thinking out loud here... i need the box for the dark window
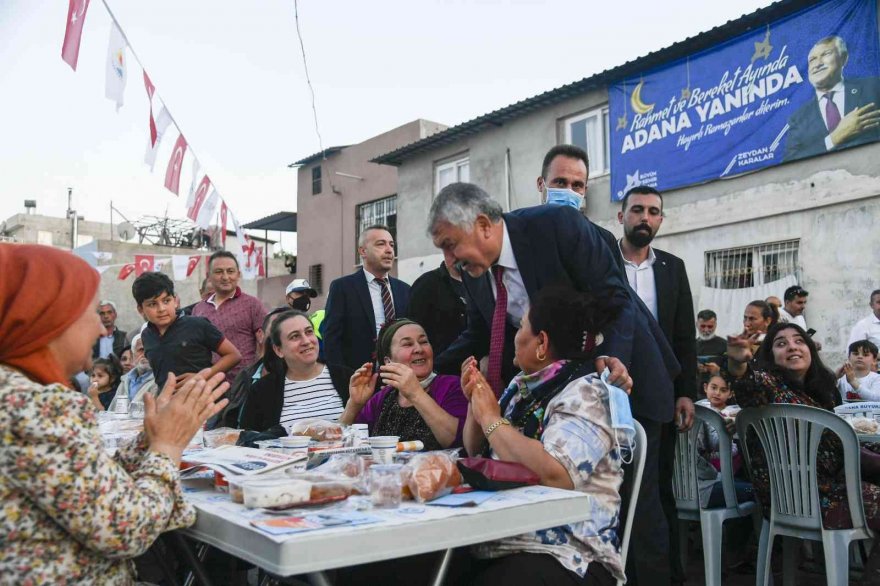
[308,264,323,295]
[312,165,322,195]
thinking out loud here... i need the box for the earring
[536,347,546,362]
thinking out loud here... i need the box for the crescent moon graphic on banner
[630,81,655,115]
[139,259,151,271]
[172,147,184,171]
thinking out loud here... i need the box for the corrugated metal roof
[288,146,349,167]
[372,0,814,166]
[242,211,297,232]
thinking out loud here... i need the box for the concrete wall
[392,87,880,366]
[294,119,446,309]
[4,212,115,248]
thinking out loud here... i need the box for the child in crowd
[695,374,742,472]
[132,272,241,391]
[87,355,122,411]
[838,340,880,401]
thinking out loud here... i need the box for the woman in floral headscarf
[0,244,229,584]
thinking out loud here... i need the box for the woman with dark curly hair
[728,322,880,529]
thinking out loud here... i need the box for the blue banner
[609,0,880,200]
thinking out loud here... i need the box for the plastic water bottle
[115,395,129,415]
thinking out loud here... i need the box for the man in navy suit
[322,225,410,392]
[783,35,880,162]
[617,185,697,585]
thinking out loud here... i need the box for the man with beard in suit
[783,35,880,162]
[617,185,697,585]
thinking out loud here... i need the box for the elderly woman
[728,322,880,530]
[458,286,626,585]
[240,310,346,432]
[0,244,228,583]
[339,319,467,449]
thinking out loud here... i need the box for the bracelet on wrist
[484,418,511,438]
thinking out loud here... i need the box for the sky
[0,0,773,254]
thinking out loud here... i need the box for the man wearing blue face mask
[536,145,678,586]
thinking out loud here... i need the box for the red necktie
[487,266,508,397]
[824,92,841,132]
[376,278,395,325]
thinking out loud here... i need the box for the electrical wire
[293,0,325,159]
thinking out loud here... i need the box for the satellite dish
[117,222,135,241]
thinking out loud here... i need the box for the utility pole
[67,187,79,250]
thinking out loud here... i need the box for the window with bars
[356,195,397,263]
[311,165,322,195]
[704,240,800,289]
[308,264,323,295]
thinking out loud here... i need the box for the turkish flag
[61,0,90,71]
[219,201,228,246]
[118,263,135,280]
[256,247,265,277]
[186,255,201,278]
[134,254,155,276]
[143,71,157,146]
[187,175,211,221]
[164,134,187,195]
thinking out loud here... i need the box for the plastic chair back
[671,411,703,515]
[736,404,868,533]
[618,419,646,584]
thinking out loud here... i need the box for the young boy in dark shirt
[133,272,241,389]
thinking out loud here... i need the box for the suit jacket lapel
[354,271,377,331]
[653,252,672,332]
[503,213,539,298]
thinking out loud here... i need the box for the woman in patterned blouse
[0,244,229,585]
[459,286,627,586]
[728,322,880,530]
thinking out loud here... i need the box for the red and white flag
[195,190,220,229]
[185,158,202,210]
[219,201,228,246]
[144,106,172,171]
[61,0,90,71]
[164,133,187,195]
[187,255,201,277]
[256,247,265,277]
[105,23,127,110]
[143,71,157,145]
[134,254,155,276]
[187,175,211,221]
[118,263,135,280]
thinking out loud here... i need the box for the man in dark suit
[617,185,697,585]
[536,145,679,584]
[92,300,127,359]
[322,225,411,392]
[783,35,880,162]
[408,249,467,357]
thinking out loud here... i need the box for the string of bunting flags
[60,0,265,280]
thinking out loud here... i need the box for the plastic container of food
[241,478,312,509]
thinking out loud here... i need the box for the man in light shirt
[777,285,809,329]
[849,289,880,349]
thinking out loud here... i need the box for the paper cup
[279,435,310,471]
[369,436,399,465]
[351,424,369,446]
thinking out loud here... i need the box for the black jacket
[408,262,467,357]
[435,205,679,423]
[238,364,350,432]
[92,328,128,359]
[651,248,697,401]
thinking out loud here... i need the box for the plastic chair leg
[700,512,725,586]
[782,537,798,586]
[756,521,773,586]
[821,532,852,586]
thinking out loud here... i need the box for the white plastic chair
[671,404,760,586]
[736,404,875,586]
[617,419,646,586]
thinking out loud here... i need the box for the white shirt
[777,307,807,330]
[618,240,658,320]
[489,221,529,326]
[817,79,846,150]
[363,268,395,334]
[849,314,880,348]
[838,371,880,402]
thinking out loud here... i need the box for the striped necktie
[376,277,395,324]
